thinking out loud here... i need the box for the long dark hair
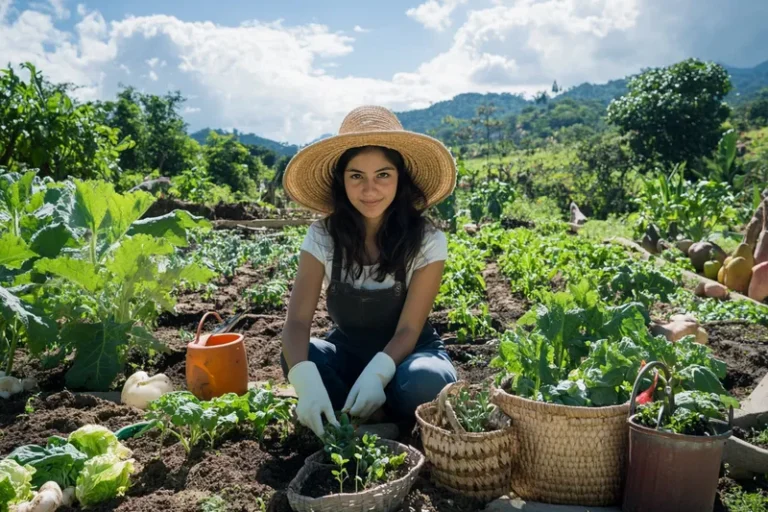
[324,145,433,283]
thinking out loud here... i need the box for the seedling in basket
[449,384,497,433]
[322,413,407,493]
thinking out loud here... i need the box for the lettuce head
[75,453,135,507]
[68,425,132,459]
[0,459,35,511]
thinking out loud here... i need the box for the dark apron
[325,245,440,363]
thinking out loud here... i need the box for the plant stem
[5,320,19,375]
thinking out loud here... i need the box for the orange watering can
[186,311,249,401]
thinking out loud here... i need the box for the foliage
[634,163,741,241]
[322,414,408,494]
[435,235,488,309]
[0,63,131,181]
[145,386,295,453]
[244,279,288,309]
[607,58,732,167]
[448,385,497,433]
[670,290,768,325]
[721,486,768,512]
[491,281,729,407]
[634,391,730,436]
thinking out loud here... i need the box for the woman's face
[343,148,399,223]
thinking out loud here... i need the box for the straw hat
[282,105,456,215]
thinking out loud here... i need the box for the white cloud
[353,25,369,33]
[48,0,69,19]
[0,0,765,144]
[406,0,467,32]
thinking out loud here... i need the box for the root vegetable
[12,481,63,512]
[749,262,768,303]
[650,315,708,345]
[754,201,768,266]
[695,281,729,299]
[724,257,753,294]
[61,488,75,507]
[121,371,174,409]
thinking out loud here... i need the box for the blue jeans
[281,337,457,420]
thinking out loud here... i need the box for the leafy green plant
[244,279,288,309]
[447,300,496,342]
[634,391,730,436]
[435,235,488,309]
[721,485,768,512]
[28,180,216,389]
[448,385,497,433]
[491,281,731,407]
[322,414,408,493]
[145,386,295,453]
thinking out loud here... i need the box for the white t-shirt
[300,219,448,290]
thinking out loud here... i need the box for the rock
[129,177,172,194]
[569,202,587,226]
[688,241,727,272]
[463,223,479,235]
[742,371,768,414]
[723,436,768,482]
[484,495,620,512]
[641,224,661,254]
[650,316,708,345]
[676,239,694,255]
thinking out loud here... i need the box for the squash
[121,371,174,409]
[724,257,753,294]
[689,241,726,272]
[733,242,756,269]
[703,260,721,280]
[754,199,768,266]
[695,281,729,299]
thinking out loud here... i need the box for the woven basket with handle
[286,439,424,512]
[493,385,629,506]
[415,382,517,501]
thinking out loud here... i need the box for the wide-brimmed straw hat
[282,105,456,215]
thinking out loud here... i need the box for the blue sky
[2,0,767,144]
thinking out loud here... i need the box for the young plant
[449,385,497,433]
[330,452,349,494]
[634,391,730,436]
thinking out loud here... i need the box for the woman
[280,105,458,439]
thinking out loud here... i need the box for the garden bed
[2,226,767,512]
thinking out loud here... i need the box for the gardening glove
[343,352,396,421]
[287,361,339,438]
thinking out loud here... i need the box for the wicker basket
[415,382,517,501]
[493,386,629,506]
[286,439,424,512]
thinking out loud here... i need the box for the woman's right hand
[287,361,340,438]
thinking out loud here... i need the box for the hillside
[193,59,768,152]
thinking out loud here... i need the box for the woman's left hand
[343,352,396,420]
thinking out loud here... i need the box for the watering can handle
[628,361,673,419]
[195,311,224,345]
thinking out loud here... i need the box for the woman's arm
[281,250,325,369]
[383,260,445,365]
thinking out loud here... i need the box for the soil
[2,230,766,512]
[144,197,318,222]
[298,462,409,499]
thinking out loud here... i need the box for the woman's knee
[387,352,457,418]
[279,337,337,377]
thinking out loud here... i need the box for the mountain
[189,128,300,157]
[396,92,530,133]
[192,59,768,152]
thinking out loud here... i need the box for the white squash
[0,376,23,399]
[121,371,174,409]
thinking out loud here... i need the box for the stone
[741,371,768,414]
[484,495,621,512]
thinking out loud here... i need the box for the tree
[204,132,263,195]
[606,58,732,169]
[0,62,130,181]
[471,103,502,166]
[745,87,768,126]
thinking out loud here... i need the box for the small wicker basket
[493,385,629,506]
[286,439,424,512]
[415,382,517,501]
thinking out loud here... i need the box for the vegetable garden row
[1,173,768,511]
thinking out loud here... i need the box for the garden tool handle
[195,311,223,345]
[437,381,467,434]
[628,361,673,420]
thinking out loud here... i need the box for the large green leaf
[102,190,155,247]
[127,209,211,247]
[0,233,37,269]
[106,234,173,280]
[63,320,131,390]
[35,257,104,293]
[72,180,112,234]
[0,285,56,354]
[29,223,76,258]
[0,171,37,215]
